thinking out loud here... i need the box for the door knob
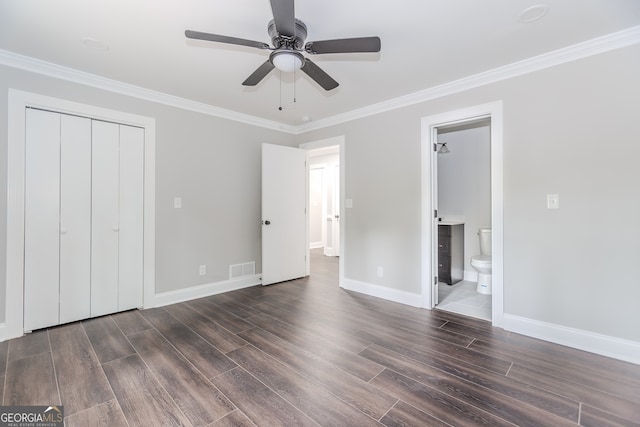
[60,228,67,234]
[113,226,119,232]
[263,220,271,225]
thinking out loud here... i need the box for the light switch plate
[174,197,182,209]
[346,199,353,209]
[547,194,560,209]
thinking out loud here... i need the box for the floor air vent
[229,261,255,279]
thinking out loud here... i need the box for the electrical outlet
[547,194,560,209]
[199,265,206,276]
[377,266,384,278]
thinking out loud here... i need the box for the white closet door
[59,114,92,324]
[24,109,60,331]
[118,125,144,310]
[91,120,120,317]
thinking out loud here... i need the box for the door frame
[5,89,156,340]
[299,136,345,284]
[421,101,504,327]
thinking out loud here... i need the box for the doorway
[434,118,492,320]
[300,136,345,285]
[421,102,504,327]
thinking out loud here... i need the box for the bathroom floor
[437,280,491,321]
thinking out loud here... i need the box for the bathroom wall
[437,124,491,275]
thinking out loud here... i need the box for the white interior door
[24,109,61,331]
[309,166,325,249]
[118,125,145,310]
[59,114,92,324]
[262,143,307,285]
[91,120,120,317]
[322,162,340,257]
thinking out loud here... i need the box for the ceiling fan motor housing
[268,18,307,49]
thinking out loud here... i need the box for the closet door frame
[6,89,156,339]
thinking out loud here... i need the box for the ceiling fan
[185,0,381,91]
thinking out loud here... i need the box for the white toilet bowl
[471,228,492,294]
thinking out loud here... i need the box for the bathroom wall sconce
[437,142,450,154]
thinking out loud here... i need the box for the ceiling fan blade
[301,58,339,91]
[242,60,276,86]
[269,0,296,37]
[305,36,381,54]
[185,30,270,50]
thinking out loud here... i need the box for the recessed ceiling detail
[518,4,550,23]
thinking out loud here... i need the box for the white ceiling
[1,0,639,127]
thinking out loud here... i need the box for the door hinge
[434,276,438,285]
[434,209,438,218]
[433,143,437,152]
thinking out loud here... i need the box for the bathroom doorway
[434,119,492,321]
[421,102,504,326]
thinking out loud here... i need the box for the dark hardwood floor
[2,249,639,426]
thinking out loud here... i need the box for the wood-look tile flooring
[2,250,639,426]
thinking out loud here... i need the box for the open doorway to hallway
[308,145,340,278]
[300,136,345,285]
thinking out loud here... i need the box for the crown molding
[0,49,297,134]
[295,25,640,134]
[1,25,639,135]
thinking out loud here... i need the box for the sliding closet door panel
[59,114,92,324]
[24,109,60,331]
[118,125,144,310]
[91,120,120,317]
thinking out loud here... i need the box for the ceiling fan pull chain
[278,70,283,111]
[293,68,297,104]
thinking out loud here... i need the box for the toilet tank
[478,228,492,256]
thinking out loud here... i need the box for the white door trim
[300,136,345,285]
[6,89,156,340]
[421,101,504,327]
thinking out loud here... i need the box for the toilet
[471,228,492,294]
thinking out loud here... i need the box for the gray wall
[437,125,492,272]
[0,64,296,322]
[2,44,639,345]
[296,44,640,343]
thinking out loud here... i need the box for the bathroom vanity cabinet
[438,223,464,285]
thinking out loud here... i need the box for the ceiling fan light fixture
[271,50,304,73]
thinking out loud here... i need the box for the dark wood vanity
[438,223,464,285]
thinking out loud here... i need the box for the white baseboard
[463,270,478,282]
[152,275,261,308]
[310,242,323,249]
[341,278,422,308]
[502,313,640,365]
[0,323,6,342]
